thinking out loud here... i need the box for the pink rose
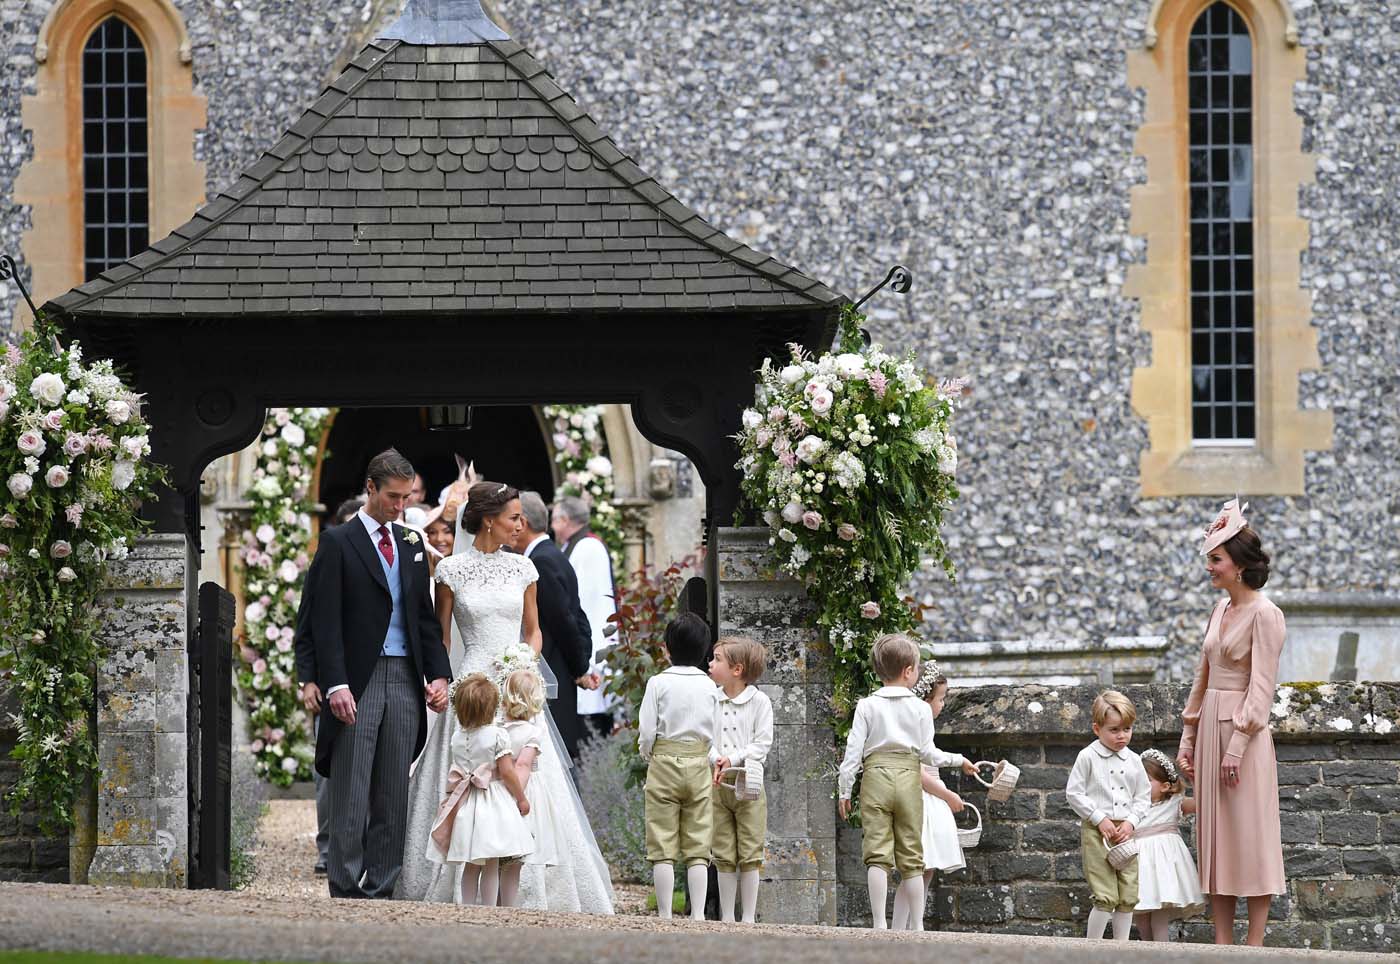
[860,601,881,620]
[802,510,823,530]
[63,432,88,457]
[252,659,267,674]
[270,728,285,742]
[809,389,834,416]
[275,636,293,653]
[50,540,73,559]
[40,410,64,432]
[17,431,45,456]
[250,739,265,754]
[837,523,858,541]
[264,625,280,641]
[45,465,70,488]
[240,645,258,664]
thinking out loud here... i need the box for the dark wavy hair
[1221,526,1271,590]
[460,481,520,534]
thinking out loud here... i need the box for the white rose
[281,423,306,447]
[256,523,276,545]
[44,465,70,488]
[780,502,805,524]
[777,528,797,543]
[809,389,834,416]
[262,440,278,457]
[780,365,806,385]
[278,559,300,583]
[741,408,764,430]
[17,431,45,456]
[795,435,826,464]
[106,399,131,425]
[120,435,149,459]
[111,460,136,491]
[57,566,77,583]
[762,509,778,527]
[0,380,13,403]
[29,372,66,406]
[244,601,266,623]
[585,455,613,477]
[7,473,33,499]
[254,477,281,498]
[281,756,299,774]
[834,353,866,378]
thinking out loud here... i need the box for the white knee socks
[478,858,500,907]
[738,869,760,923]
[1111,910,1133,941]
[897,875,926,931]
[653,863,675,919]
[867,866,889,929]
[717,871,738,923]
[460,863,480,905]
[1087,907,1113,939]
[686,864,708,921]
[498,861,521,907]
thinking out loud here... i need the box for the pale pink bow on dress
[428,761,495,855]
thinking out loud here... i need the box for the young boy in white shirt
[707,635,774,924]
[638,612,718,920]
[1065,689,1152,941]
[839,633,972,930]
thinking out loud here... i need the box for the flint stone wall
[842,681,1400,952]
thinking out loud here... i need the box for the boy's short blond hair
[1092,689,1137,728]
[714,636,767,684]
[872,633,920,684]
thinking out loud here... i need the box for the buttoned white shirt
[637,666,717,761]
[1065,741,1152,828]
[709,685,774,792]
[325,511,402,698]
[838,687,965,799]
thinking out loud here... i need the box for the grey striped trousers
[327,656,419,898]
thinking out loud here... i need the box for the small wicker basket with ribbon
[1103,833,1140,870]
[955,803,982,850]
[972,759,1021,803]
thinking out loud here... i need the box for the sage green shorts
[644,738,713,868]
[712,782,767,872]
[1081,820,1139,912]
[860,751,924,876]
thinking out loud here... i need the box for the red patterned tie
[377,525,395,567]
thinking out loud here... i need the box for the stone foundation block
[1321,811,1379,845]
[1296,879,1393,919]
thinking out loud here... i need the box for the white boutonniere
[403,530,420,545]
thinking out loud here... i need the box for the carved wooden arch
[1144,0,1299,48]
[15,0,206,331]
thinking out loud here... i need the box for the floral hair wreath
[1141,747,1180,784]
[912,659,946,700]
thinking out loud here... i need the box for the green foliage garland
[542,405,623,571]
[0,315,162,833]
[235,407,333,785]
[736,306,963,737]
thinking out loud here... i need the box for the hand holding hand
[425,677,448,713]
[329,688,357,725]
[1177,752,1195,780]
[1097,817,1117,840]
[301,682,322,715]
[1220,752,1243,788]
[961,759,979,777]
[838,798,853,821]
[1114,821,1136,844]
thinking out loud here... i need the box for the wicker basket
[955,803,982,850]
[1103,834,1140,870]
[973,759,1022,803]
[718,766,760,801]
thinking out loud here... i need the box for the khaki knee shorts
[1080,821,1139,912]
[712,782,766,872]
[859,751,924,877]
[645,738,713,868]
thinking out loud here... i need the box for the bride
[396,481,615,913]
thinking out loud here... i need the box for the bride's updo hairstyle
[1222,527,1271,590]
[461,480,520,534]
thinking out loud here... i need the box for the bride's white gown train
[395,544,615,913]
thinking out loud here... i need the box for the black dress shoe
[314,863,327,875]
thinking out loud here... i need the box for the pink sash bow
[429,761,495,855]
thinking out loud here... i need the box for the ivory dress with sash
[1177,596,1287,897]
[431,724,534,866]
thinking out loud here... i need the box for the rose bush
[0,316,161,833]
[736,306,964,735]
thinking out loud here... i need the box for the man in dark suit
[301,448,451,898]
[511,491,598,762]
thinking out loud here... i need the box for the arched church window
[82,16,149,281]
[1188,3,1254,443]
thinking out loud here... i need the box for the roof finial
[379,0,509,44]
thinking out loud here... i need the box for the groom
[304,447,451,898]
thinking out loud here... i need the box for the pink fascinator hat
[1201,497,1249,554]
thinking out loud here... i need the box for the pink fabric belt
[1134,823,1181,841]
[429,761,496,855]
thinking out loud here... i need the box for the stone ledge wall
[839,682,1398,952]
[0,685,69,883]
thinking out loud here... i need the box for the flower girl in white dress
[500,669,563,898]
[1133,749,1206,941]
[428,673,534,906]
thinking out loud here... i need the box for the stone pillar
[87,534,190,887]
[715,527,836,924]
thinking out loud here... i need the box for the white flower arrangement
[236,406,332,786]
[542,405,623,571]
[736,306,963,734]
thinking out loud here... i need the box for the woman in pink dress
[1176,499,1286,946]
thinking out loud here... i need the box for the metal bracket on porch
[0,253,41,321]
[850,264,913,345]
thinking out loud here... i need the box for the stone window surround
[1128,0,1332,497]
[13,0,205,332]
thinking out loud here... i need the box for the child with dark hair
[638,611,718,919]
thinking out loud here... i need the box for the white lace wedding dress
[395,543,615,913]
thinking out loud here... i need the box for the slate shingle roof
[48,38,842,319]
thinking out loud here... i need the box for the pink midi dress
[1177,596,1287,898]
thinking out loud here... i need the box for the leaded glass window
[1188,3,1255,443]
[82,17,149,282]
